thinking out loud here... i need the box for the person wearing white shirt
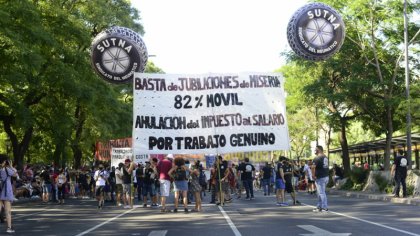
[94,164,108,209]
[115,163,124,206]
[303,160,315,194]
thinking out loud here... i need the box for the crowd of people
[0,145,347,234]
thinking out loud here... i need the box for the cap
[166,154,174,159]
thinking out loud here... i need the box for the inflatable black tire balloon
[91,26,148,83]
[287,3,345,61]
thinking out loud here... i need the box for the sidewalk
[328,188,420,206]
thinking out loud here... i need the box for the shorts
[285,180,294,193]
[116,184,123,194]
[42,184,52,194]
[275,179,285,190]
[122,184,131,195]
[215,180,229,193]
[173,180,188,192]
[95,186,105,197]
[143,184,156,197]
[159,179,171,197]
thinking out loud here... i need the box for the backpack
[136,167,144,180]
[198,170,206,186]
[0,168,10,197]
[227,168,236,187]
[122,168,131,183]
[400,157,408,167]
[173,167,187,181]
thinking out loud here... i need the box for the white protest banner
[134,154,149,165]
[133,73,290,154]
[111,148,132,168]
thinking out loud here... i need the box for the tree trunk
[3,116,33,169]
[72,145,82,169]
[53,141,65,168]
[339,118,351,175]
[383,105,394,171]
[72,103,86,169]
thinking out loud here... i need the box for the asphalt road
[5,189,420,236]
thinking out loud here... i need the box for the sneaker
[173,208,178,213]
[313,207,321,212]
[6,228,15,233]
[321,208,329,212]
[276,202,283,206]
[184,208,188,213]
[143,204,147,208]
[117,203,123,207]
[294,200,302,205]
[160,208,170,213]
[264,193,267,196]
[124,205,131,209]
[225,198,232,203]
[250,196,255,200]
[245,197,250,200]
[280,202,289,206]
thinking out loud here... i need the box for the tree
[0,0,146,169]
[283,0,420,171]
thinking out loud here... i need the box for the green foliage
[374,173,389,192]
[339,178,354,190]
[0,0,149,168]
[349,167,370,184]
[282,0,420,172]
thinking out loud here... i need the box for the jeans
[394,174,407,197]
[262,179,270,195]
[315,176,329,209]
[137,181,143,200]
[242,179,254,198]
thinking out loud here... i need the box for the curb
[328,189,420,206]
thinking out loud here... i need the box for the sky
[132,0,308,74]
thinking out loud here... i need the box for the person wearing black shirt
[391,147,408,198]
[282,159,301,205]
[238,157,255,200]
[311,145,329,212]
[40,168,52,203]
[261,163,272,196]
[333,164,344,187]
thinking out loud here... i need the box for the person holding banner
[157,154,173,213]
[168,156,189,213]
[121,159,135,209]
[214,155,230,206]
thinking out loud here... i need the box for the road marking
[148,230,168,236]
[14,208,55,219]
[298,225,351,236]
[302,203,420,236]
[218,206,242,236]
[74,208,136,236]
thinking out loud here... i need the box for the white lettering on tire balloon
[287,3,345,61]
[91,26,148,84]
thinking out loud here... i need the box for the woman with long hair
[189,160,203,212]
[168,156,189,213]
[0,154,17,234]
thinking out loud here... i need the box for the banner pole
[217,154,224,205]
